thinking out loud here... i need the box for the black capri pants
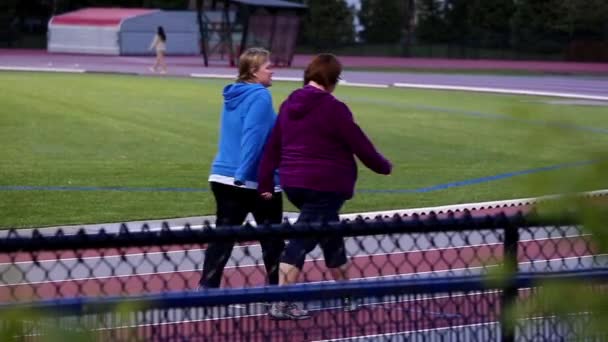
[280,187,348,270]
[200,182,285,288]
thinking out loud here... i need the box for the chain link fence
[0,210,605,340]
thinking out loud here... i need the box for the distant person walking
[149,26,167,74]
[258,53,392,320]
[199,47,285,289]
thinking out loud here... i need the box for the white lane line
[189,73,389,86]
[0,233,587,266]
[272,76,301,82]
[339,80,390,88]
[190,73,234,79]
[188,74,302,82]
[2,250,601,288]
[313,322,501,342]
[3,65,607,103]
[0,247,467,286]
[393,83,608,101]
[342,188,608,219]
[313,313,575,341]
[0,66,86,73]
[96,293,501,329]
[188,74,608,100]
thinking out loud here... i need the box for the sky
[345,0,363,36]
[345,0,361,10]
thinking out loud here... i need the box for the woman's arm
[334,102,392,175]
[234,91,276,183]
[149,35,158,50]
[257,108,283,195]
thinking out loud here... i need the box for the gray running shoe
[342,297,360,312]
[268,302,311,320]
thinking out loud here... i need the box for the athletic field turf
[1,71,607,228]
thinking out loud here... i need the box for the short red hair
[303,53,342,89]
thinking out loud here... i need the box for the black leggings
[199,182,285,288]
[280,187,348,270]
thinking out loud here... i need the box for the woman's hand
[260,192,273,200]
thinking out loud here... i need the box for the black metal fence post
[501,223,520,342]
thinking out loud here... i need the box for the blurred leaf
[500,96,608,341]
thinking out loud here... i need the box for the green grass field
[1,71,607,228]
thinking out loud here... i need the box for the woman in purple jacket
[258,54,392,320]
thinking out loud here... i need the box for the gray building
[48,8,200,55]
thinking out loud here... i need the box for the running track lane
[0,236,594,301]
[91,291,505,341]
[0,203,535,264]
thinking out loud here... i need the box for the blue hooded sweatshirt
[209,82,277,189]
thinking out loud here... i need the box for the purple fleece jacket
[258,85,392,199]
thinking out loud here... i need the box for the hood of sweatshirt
[223,82,266,110]
[284,85,333,119]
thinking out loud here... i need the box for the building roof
[231,0,306,9]
[51,8,158,26]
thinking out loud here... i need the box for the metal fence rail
[0,211,602,341]
[0,211,597,302]
[1,270,606,341]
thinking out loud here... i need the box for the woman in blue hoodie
[200,47,285,289]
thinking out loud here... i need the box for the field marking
[359,160,597,194]
[340,188,608,219]
[187,74,608,100]
[93,293,498,329]
[0,66,86,73]
[2,251,600,288]
[53,289,561,331]
[339,80,390,88]
[393,82,608,101]
[272,76,301,82]
[312,313,582,341]
[0,233,586,265]
[190,74,390,88]
[312,322,501,342]
[189,73,234,79]
[3,66,607,102]
[0,161,601,195]
[0,244,490,286]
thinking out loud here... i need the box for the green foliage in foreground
[509,194,608,339]
[0,302,143,341]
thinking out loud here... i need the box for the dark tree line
[4,0,608,59]
[299,0,607,58]
[415,0,608,55]
[294,0,355,49]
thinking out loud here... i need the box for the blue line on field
[0,160,595,194]
[358,160,595,194]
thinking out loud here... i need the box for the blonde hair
[237,47,270,83]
